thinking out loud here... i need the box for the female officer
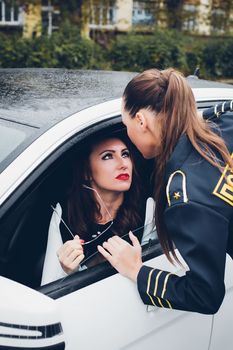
[98,68,233,314]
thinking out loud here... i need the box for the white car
[0,69,233,350]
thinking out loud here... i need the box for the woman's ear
[84,171,92,182]
[135,111,147,132]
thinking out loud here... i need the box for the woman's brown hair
[66,135,145,242]
[123,68,233,262]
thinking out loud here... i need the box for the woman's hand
[57,235,85,274]
[98,231,143,282]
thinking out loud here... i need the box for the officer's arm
[137,202,228,314]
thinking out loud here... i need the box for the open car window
[0,117,162,298]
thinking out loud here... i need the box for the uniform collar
[165,134,193,178]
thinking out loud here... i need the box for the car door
[48,250,212,350]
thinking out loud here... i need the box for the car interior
[0,117,162,298]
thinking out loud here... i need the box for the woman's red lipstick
[116,173,130,180]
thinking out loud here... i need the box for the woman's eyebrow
[99,147,128,156]
[99,149,115,155]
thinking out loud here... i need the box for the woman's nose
[117,156,128,169]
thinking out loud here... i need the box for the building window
[211,8,226,34]
[0,0,21,26]
[182,4,197,32]
[89,0,116,29]
[132,1,155,26]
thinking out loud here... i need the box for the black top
[137,102,233,314]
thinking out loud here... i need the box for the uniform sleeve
[202,107,216,120]
[137,201,229,314]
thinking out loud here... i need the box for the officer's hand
[98,231,143,282]
[57,235,85,274]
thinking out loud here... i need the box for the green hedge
[109,30,188,73]
[0,23,107,69]
[0,24,233,80]
[201,38,233,78]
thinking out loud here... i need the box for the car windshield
[0,119,34,172]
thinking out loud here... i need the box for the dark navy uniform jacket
[137,102,233,314]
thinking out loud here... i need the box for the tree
[18,0,42,39]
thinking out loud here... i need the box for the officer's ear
[135,111,147,132]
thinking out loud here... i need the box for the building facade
[88,0,233,35]
[0,0,232,37]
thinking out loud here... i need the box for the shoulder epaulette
[166,170,188,207]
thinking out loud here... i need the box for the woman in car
[98,68,233,314]
[41,135,156,285]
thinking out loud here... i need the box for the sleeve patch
[213,153,233,206]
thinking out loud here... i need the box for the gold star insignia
[173,192,181,200]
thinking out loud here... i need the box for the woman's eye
[102,153,113,160]
[122,150,130,158]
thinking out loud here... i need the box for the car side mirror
[0,276,65,349]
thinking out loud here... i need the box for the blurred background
[0,0,233,80]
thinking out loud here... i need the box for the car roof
[0,68,232,129]
[0,69,137,128]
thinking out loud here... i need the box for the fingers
[104,233,140,251]
[98,233,143,281]
[57,237,85,274]
[106,236,121,248]
[102,236,121,252]
[107,233,140,248]
[57,237,83,256]
[98,235,130,267]
[97,245,114,265]
[61,253,85,274]
[110,235,126,245]
[58,249,85,274]
[99,234,138,257]
[129,231,141,248]
[74,235,85,245]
